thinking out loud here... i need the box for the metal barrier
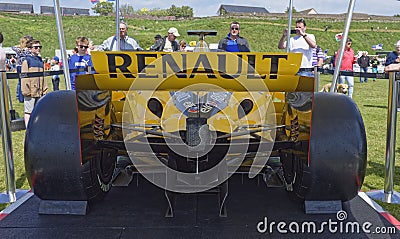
[367,72,400,203]
[384,72,399,202]
[0,71,16,203]
[314,66,320,92]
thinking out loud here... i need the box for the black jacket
[357,55,370,68]
[150,36,179,52]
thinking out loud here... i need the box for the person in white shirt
[278,18,316,76]
[98,22,143,51]
[150,28,180,52]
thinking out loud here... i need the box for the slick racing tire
[294,92,367,201]
[24,90,115,201]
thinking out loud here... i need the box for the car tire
[293,92,367,201]
[25,90,115,201]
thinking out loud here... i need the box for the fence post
[0,71,16,203]
[53,0,71,90]
[383,71,399,203]
[367,71,400,203]
[314,66,320,92]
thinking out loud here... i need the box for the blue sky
[1,0,400,17]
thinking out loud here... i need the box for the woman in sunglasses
[21,39,48,127]
[218,21,250,52]
[68,36,94,90]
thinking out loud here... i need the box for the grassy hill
[1,12,400,218]
[1,12,400,57]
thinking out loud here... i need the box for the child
[68,36,94,90]
[51,56,60,91]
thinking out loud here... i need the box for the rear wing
[76,51,313,92]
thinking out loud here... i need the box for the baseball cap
[154,34,162,39]
[168,27,180,37]
[53,56,59,62]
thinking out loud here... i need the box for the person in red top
[335,38,355,98]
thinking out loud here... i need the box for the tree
[92,2,114,16]
[167,4,178,16]
[167,5,193,18]
[120,4,135,16]
[178,6,193,18]
[285,6,298,13]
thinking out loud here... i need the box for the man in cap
[98,22,143,51]
[150,34,163,51]
[152,28,180,52]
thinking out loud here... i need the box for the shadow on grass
[16,172,27,189]
[363,104,388,109]
[364,160,400,190]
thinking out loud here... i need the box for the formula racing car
[24,50,367,216]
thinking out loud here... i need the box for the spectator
[98,22,142,51]
[21,39,48,127]
[68,36,94,90]
[335,38,355,98]
[312,45,324,67]
[151,28,180,52]
[163,27,180,52]
[179,40,187,52]
[9,55,17,71]
[385,40,400,66]
[371,56,379,81]
[218,21,250,52]
[278,18,316,76]
[357,51,370,83]
[51,56,60,91]
[0,32,5,72]
[12,35,33,103]
[149,34,163,51]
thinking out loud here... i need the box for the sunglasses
[231,27,239,30]
[78,45,88,49]
[32,45,42,49]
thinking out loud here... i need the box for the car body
[24,51,367,216]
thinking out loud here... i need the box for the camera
[290,29,297,34]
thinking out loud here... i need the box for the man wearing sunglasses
[99,22,143,51]
[68,36,94,90]
[218,21,250,52]
[21,39,48,127]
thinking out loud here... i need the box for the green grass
[1,13,400,220]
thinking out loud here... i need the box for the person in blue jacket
[218,21,250,52]
[68,36,94,90]
[385,40,400,66]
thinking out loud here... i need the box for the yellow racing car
[24,50,367,216]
